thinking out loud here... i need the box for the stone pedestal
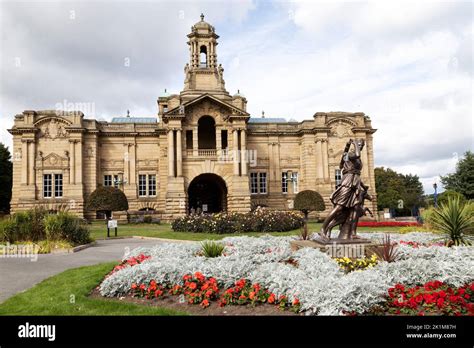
[290,237,374,259]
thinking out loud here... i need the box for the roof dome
[233,89,245,98]
[192,13,215,32]
[159,88,170,98]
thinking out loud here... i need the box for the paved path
[0,238,165,303]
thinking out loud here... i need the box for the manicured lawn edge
[0,262,186,316]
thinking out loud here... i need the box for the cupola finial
[200,13,205,21]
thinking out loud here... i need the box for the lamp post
[433,182,438,208]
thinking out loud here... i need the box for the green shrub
[293,190,325,219]
[143,215,153,224]
[44,212,91,245]
[171,209,304,234]
[200,240,225,258]
[1,208,47,242]
[431,197,473,246]
[1,210,90,246]
[86,186,129,216]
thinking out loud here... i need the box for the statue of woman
[319,138,368,240]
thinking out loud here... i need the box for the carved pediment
[328,118,355,138]
[36,118,69,140]
[164,94,249,119]
[40,152,68,168]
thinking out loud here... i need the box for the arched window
[199,45,207,68]
[198,116,216,149]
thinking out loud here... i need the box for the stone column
[69,140,76,185]
[76,140,82,184]
[361,139,369,179]
[168,129,175,177]
[193,127,198,156]
[129,143,136,184]
[322,139,329,181]
[176,129,182,177]
[315,139,323,180]
[28,140,35,186]
[21,140,28,184]
[240,129,247,175]
[233,129,239,175]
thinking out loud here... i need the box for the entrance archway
[188,173,227,213]
[198,116,216,149]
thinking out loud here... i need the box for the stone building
[8,15,377,221]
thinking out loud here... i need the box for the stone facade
[8,16,377,222]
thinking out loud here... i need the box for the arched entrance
[198,116,216,149]
[188,173,227,213]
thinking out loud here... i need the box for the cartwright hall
[8,15,377,221]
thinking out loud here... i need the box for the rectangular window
[104,175,112,187]
[335,169,342,188]
[54,174,63,197]
[221,130,228,149]
[259,172,267,194]
[43,174,52,198]
[292,172,299,194]
[138,174,147,197]
[148,175,156,196]
[282,172,288,194]
[250,172,258,194]
[113,175,119,188]
[186,130,193,149]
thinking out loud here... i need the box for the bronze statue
[319,138,372,240]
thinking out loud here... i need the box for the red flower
[437,298,445,308]
[268,294,275,304]
[131,283,137,290]
[201,299,210,308]
[188,282,197,290]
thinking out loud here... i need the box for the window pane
[113,175,119,188]
[282,172,288,193]
[250,173,258,194]
[221,130,228,149]
[43,174,52,198]
[148,175,156,196]
[293,172,298,194]
[138,174,147,196]
[104,175,112,187]
[186,130,193,149]
[259,172,267,194]
[54,174,63,197]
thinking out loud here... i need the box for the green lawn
[0,263,186,315]
[89,221,403,241]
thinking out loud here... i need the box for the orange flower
[268,294,275,304]
[131,283,137,290]
[201,299,210,308]
[188,282,197,290]
[249,291,255,300]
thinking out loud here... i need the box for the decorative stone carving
[39,119,68,140]
[330,120,354,138]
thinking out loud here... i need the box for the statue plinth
[290,237,374,259]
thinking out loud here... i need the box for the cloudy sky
[0,0,472,193]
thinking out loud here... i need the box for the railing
[198,149,217,157]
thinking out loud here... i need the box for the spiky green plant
[201,240,225,258]
[431,197,473,246]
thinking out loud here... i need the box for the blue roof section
[248,117,287,123]
[111,117,157,123]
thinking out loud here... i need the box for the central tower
[182,14,229,98]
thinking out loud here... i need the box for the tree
[86,186,128,218]
[293,190,325,220]
[0,143,13,213]
[441,151,474,199]
[375,167,425,215]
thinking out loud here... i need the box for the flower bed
[99,232,474,315]
[358,221,421,227]
[171,209,304,233]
